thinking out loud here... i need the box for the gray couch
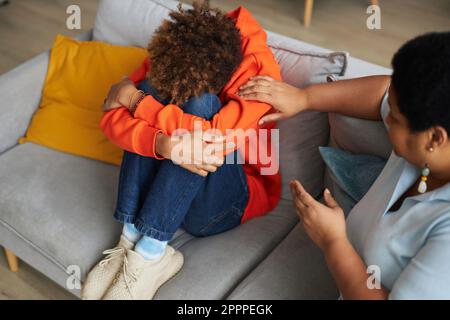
[0,0,391,299]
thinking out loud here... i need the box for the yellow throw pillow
[19,35,148,166]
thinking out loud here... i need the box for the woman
[237,32,450,299]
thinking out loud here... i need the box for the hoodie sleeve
[99,58,164,159]
[132,6,282,144]
[100,7,281,158]
[133,52,281,136]
[100,107,163,159]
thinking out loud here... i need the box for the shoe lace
[99,246,125,268]
[122,255,138,300]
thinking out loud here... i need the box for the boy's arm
[100,59,166,159]
[132,52,281,136]
[101,37,281,158]
[100,106,164,159]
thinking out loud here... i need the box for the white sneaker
[81,235,134,300]
[102,245,184,300]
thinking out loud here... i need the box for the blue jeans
[113,80,249,241]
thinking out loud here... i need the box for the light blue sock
[135,236,168,260]
[122,223,141,243]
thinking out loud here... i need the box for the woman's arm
[306,75,391,120]
[290,180,389,300]
[238,75,391,124]
[324,238,388,300]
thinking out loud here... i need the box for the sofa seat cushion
[155,199,298,299]
[227,223,339,300]
[0,143,125,276]
[0,143,298,298]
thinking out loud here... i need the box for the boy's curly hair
[147,0,243,105]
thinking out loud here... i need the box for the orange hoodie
[100,6,282,223]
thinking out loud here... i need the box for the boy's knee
[182,93,221,120]
[181,219,207,237]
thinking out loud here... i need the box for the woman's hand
[102,78,138,111]
[156,131,232,177]
[290,180,347,251]
[238,75,308,125]
[291,180,390,300]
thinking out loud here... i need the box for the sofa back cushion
[267,33,347,199]
[329,114,392,160]
[93,0,348,200]
[324,111,392,214]
[93,0,182,47]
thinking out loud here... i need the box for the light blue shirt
[346,93,450,299]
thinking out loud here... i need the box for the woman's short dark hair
[392,32,450,133]
[147,0,243,106]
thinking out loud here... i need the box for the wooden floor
[202,0,450,67]
[0,0,449,300]
[0,0,449,75]
[0,250,75,300]
[0,0,99,74]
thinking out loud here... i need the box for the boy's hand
[156,131,232,177]
[102,78,138,111]
[237,75,308,124]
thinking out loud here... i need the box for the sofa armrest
[0,29,93,155]
[0,51,50,155]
